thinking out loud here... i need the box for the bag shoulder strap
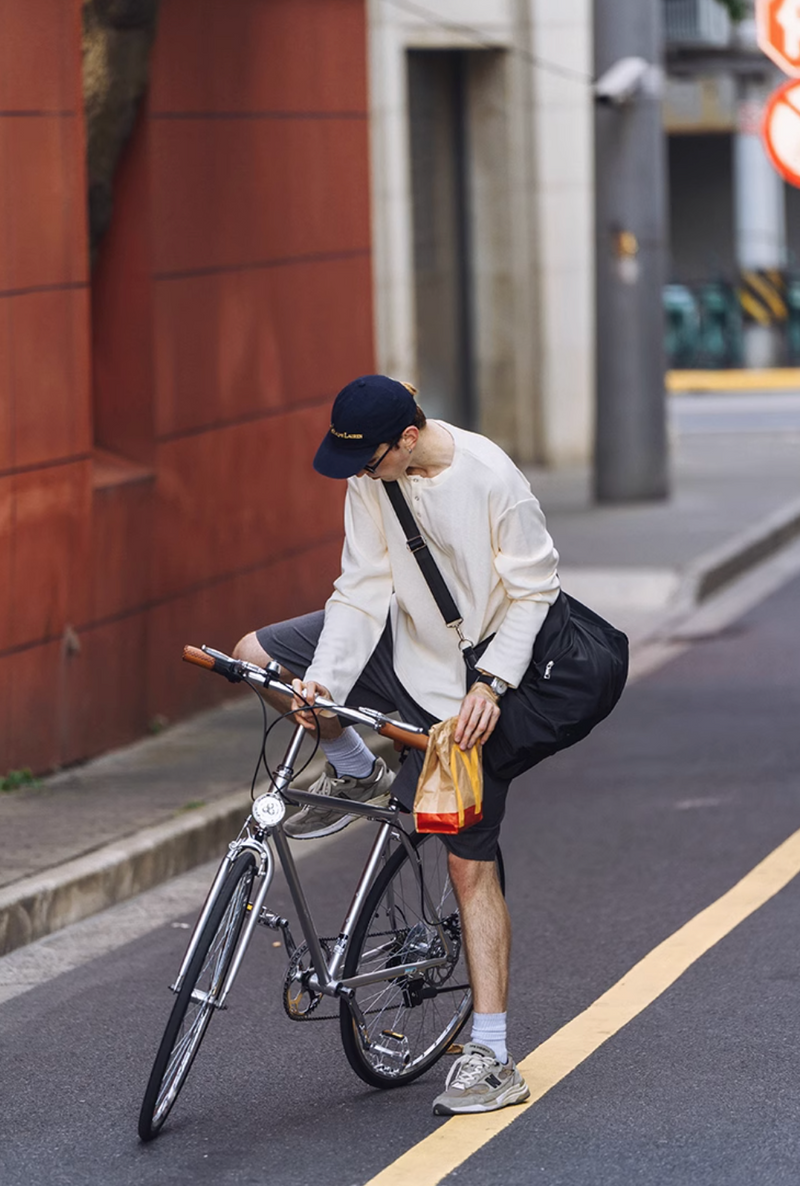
[381,479,462,628]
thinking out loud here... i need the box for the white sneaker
[284,757,395,840]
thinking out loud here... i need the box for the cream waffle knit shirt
[305,422,560,721]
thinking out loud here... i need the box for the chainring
[282,938,333,1020]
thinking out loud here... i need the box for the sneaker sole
[432,1082,531,1116]
[284,793,392,841]
[284,811,357,841]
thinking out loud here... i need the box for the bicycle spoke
[139,853,256,1140]
[340,834,485,1086]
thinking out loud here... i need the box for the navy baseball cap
[313,375,417,479]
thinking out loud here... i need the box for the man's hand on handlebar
[291,679,335,732]
[183,644,428,751]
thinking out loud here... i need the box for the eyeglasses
[363,441,396,475]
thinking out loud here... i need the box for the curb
[668,497,800,620]
[0,789,251,957]
[0,737,396,959]
[667,368,800,392]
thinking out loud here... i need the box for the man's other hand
[455,683,501,751]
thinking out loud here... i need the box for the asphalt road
[2,569,800,1185]
[670,392,800,434]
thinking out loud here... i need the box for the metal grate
[664,0,732,46]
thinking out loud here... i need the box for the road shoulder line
[364,826,800,1186]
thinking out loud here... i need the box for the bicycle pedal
[445,1043,464,1055]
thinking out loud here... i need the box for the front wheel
[138,851,256,1141]
[339,833,504,1088]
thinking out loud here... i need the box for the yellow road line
[667,368,800,392]
[364,825,800,1186]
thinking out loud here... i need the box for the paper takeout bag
[413,717,483,834]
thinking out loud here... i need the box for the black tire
[138,852,257,1141]
[339,833,504,1088]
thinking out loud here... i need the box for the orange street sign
[757,0,800,76]
[762,78,800,186]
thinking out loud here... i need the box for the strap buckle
[452,621,475,651]
[406,535,427,554]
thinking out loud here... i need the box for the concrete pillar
[734,78,787,368]
[594,0,669,503]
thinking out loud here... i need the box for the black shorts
[256,611,511,862]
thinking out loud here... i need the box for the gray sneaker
[432,1042,530,1116]
[283,757,395,840]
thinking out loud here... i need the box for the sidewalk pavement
[1,396,799,956]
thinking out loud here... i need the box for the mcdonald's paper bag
[413,717,483,834]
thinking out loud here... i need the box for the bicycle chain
[281,928,432,1023]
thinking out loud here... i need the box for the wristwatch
[475,671,509,698]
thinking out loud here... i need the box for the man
[233,373,562,1115]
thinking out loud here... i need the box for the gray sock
[321,728,375,779]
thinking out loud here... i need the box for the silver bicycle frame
[169,703,452,1028]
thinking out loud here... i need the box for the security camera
[594,57,655,106]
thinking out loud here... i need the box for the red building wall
[0,0,374,773]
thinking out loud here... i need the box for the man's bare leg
[447,852,510,1013]
[232,632,343,741]
[431,852,529,1115]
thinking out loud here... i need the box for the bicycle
[138,643,503,1141]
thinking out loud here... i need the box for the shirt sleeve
[304,480,394,704]
[475,495,561,688]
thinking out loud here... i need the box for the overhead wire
[382,0,595,87]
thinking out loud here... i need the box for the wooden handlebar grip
[183,645,215,669]
[378,722,428,751]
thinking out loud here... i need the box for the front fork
[170,835,275,1007]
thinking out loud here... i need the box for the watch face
[492,678,508,696]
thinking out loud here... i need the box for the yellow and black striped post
[738,269,787,326]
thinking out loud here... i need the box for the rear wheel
[339,833,504,1088]
[138,851,256,1141]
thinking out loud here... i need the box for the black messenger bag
[471,590,629,780]
[382,480,629,782]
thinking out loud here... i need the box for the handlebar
[183,644,429,752]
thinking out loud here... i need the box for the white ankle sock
[471,1012,508,1064]
[321,728,375,779]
